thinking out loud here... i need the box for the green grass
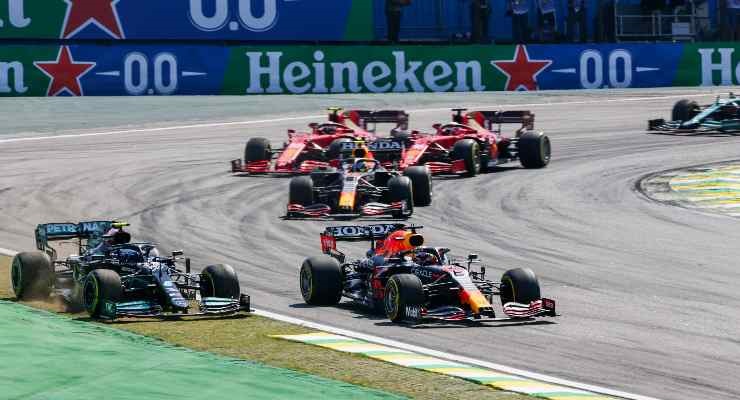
[0,255,529,400]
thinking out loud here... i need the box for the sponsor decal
[327,224,400,238]
[411,267,434,279]
[697,47,740,86]
[340,140,402,152]
[61,0,125,39]
[189,0,279,33]
[404,305,421,319]
[33,46,95,96]
[45,223,78,235]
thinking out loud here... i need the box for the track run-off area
[1,87,739,400]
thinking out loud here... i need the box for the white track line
[0,92,724,145]
[253,309,660,400]
[0,245,654,399]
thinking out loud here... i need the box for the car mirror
[309,122,318,129]
[467,253,478,261]
[172,250,184,257]
[432,123,441,130]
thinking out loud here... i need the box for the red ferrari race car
[230,108,409,175]
[386,108,550,177]
[299,223,557,324]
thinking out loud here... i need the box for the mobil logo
[188,0,281,33]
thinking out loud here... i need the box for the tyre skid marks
[274,332,617,400]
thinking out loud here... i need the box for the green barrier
[0,301,403,400]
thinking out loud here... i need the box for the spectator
[594,0,615,42]
[471,0,492,43]
[386,0,411,43]
[567,0,588,42]
[537,0,558,42]
[508,0,530,43]
[724,0,740,40]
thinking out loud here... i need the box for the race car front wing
[99,294,250,320]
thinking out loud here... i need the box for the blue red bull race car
[299,223,557,324]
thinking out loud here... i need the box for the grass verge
[0,255,529,400]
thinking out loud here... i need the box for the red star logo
[34,47,96,96]
[491,45,552,91]
[62,0,124,39]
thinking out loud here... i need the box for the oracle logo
[189,0,278,33]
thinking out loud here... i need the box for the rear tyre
[289,176,314,206]
[83,269,122,318]
[499,268,541,306]
[326,138,353,160]
[403,166,433,206]
[388,176,414,218]
[201,264,241,299]
[245,138,272,163]
[300,256,342,305]
[672,99,700,122]
[384,274,424,323]
[517,131,551,169]
[11,251,52,299]
[452,139,480,177]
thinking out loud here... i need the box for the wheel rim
[542,137,551,163]
[300,266,312,301]
[472,144,481,173]
[83,275,98,313]
[11,258,22,295]
[384,280,399,318]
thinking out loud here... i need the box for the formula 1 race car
[230,108,409,174]
[299,223,556,324]
[287,158,432,219]
[11,220,250,320]
[648,95,740,133]
[372,108,550,177]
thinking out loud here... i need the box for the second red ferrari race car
[373,108,551,177]
[299,223,557,324]
[230,108,409,174]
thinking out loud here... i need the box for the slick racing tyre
[499,268,541,306]
[11,251,53,299]
[201,264,241,299]
[327,138,353,160]
[245,138,272,163]
[83,269,122,318]
[672,99,700,122]
[517,131,551,169]
[388,176,414,218]
[289,176,314,206]
[384,274,424,323]
[452,139,481,177]
[300,256,342,305]
[403,166,433,206]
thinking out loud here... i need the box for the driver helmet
[103,226,131,245]
[413,251,439,266]
[354,160,369,172]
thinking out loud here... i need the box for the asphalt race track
[1,88,739,400]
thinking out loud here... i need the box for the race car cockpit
[342,158,380,173]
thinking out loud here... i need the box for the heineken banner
[1,43,739,97]
[0,0,372,41]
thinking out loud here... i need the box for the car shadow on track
[646,131,740,137]
[72,313,251,324]
[291,303,557,328]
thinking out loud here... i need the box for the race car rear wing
[467,110,535,130]
[320,223,406,257]
[35,220,114,258]
[340,109,409,131]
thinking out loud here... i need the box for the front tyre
[300,256,342,305]
[672,99,700,122]
[452,139,481,177]
[289,176,314,206]
[245,138,272,163]
[499,268,541,306]
[83,269,122,318]
[11,251,52,300]
[388,176,414,218]
[201,264,241,299]
[403,166,432,206]
[517,131,551,169]
[384,274,424,323]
